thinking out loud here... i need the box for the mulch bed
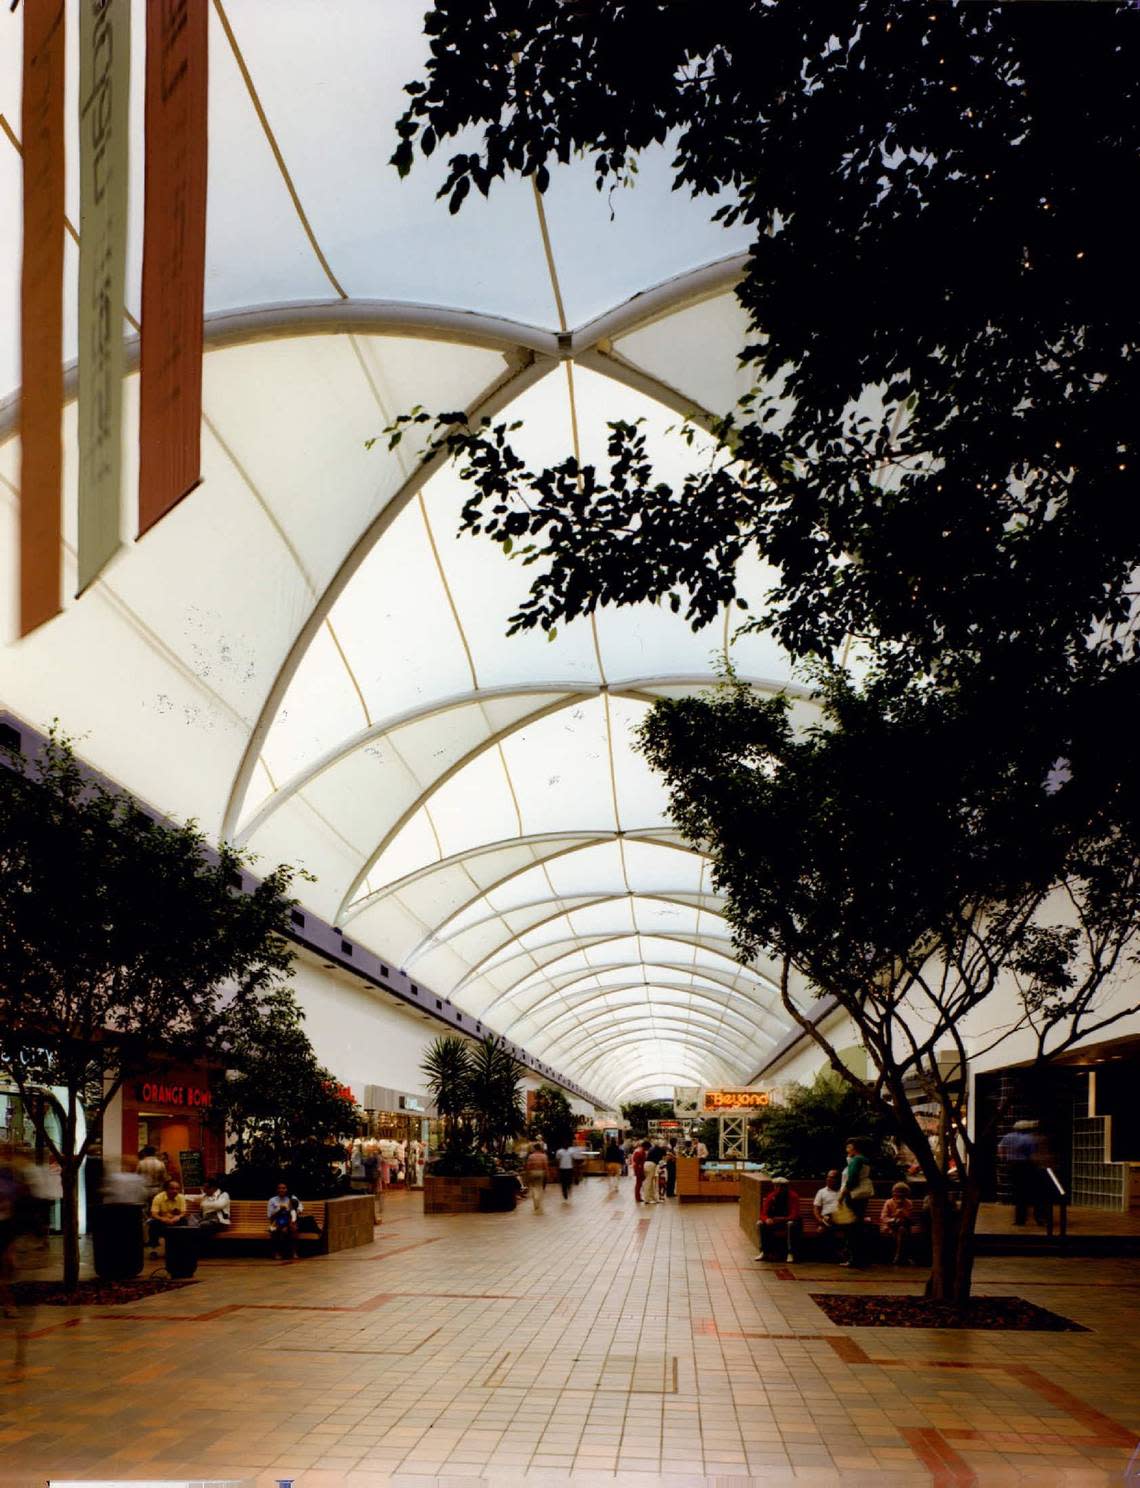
[811,1293,1087,1331]
[12,1277,199,1308]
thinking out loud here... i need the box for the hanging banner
[77,0,131,593]
[137,0,207,536]
[19,0,67,635]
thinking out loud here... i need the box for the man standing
[554,1144,576,1201]
[631,1140,647,1203]
[664,1141,678,1198]
[998,1120,1043,1225]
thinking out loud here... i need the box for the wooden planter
[323,1194,376,1251]
[423,1173,518,1214]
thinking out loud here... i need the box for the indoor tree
[390,2,1140,704]
[0,730,302,1289]
[619,1099,674,1135]
[467,1034,526,1157]
[529,1084,575,1154]
[212,984,361,1197]
[421,1035,474,1154]
[751,1071,894,1182]
[637,670,1140,1304]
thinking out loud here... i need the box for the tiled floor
[2,1181,1139,1487]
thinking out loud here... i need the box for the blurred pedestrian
[604,1138,623,1192]
[525,1142,548,1213]
[838,1137,874,1268]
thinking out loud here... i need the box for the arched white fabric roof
[0,1,812,1107]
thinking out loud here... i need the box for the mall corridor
[2,1181,1139,1486]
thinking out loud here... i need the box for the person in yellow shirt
[147,1178,187,1257]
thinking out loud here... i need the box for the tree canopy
[0,730,303,1284]
[393,1,1140,696]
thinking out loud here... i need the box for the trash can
[478,1174,519,1212]
[92,1203,144,1281]
[161,1224,200,1278]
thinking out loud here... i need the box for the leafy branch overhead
[386,2,1140,690]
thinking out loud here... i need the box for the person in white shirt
[813,1169,843,1255]
[267,1183,303,1260]
[198,1176,231,1237]
[554,1146,577,1201]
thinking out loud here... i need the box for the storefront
[120,1062,224,1188]
[0,1077,87,1232]
[362,1084,434,1184]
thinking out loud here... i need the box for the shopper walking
[604,1138,623,1192]
[554,1144,576,1201]
[631,1140,647,1203]
[838,1137,874,1268]
[524,1142,548,1212]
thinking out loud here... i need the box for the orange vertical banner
[138,0,208,536]
[19,0,67,636]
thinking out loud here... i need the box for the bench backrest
[228,1199,327,1231]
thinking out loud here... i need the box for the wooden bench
[190,1198,327,1251]
[755,1179,896,1260]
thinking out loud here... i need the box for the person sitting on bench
[267,1183,303,1261]
[880,1182,915,1264]
[147,1179,187,1258]
[755,1176,802,1263]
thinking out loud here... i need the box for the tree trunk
[924,1178,981,1309]
[951,1177,982,1310]
[59,1158,81,1291]
[58,1085,81,1291]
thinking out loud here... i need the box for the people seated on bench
[754,1176,802,1263]
[147,1178,187,1257]
[267,1183,303,1260]
[812,1170,843,1255]
[880,1182,915,1264]
[197,1176,231,1244]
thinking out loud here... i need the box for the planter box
[424,1173,518,1215]
[323,1194,376,1251]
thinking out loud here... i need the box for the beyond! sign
[137,1081,211,1108]
[702,1089,770,1111]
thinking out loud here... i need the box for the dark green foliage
[638,670,1140,1302]
[752,1073,893,1181]
[392,2,1140,701]
[468,1034,527,1154]
[212,984,362,1197]
[529,1084,575,1153]
[422,1034,525,1173]
[0,729,303,1287]
[620,1098,674,1134]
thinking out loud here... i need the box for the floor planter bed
[424,1173,519,1214]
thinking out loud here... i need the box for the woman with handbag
[837,1137,874,1267]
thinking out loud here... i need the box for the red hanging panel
[137,0,208,536]
[19,0,67,635]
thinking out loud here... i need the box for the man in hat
[997,1120,1044,1225]
[754,1176,802,1263]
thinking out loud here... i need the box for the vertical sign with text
[78,0,131,592]
[19,0,67,635]
[138,0,207,536]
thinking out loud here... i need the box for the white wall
[289,951,441,1102]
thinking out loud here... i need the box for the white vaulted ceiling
[0,0,812,1106]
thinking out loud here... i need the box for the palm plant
[468,1035,525,1156]
[421,1035,473,1151]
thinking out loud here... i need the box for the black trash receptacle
[161,1224,200,1278]
[478,1174,519,1213]
[92,1203,144,1281]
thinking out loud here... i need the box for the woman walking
[838,1137,874,1268]
[524,1142,548,1213]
